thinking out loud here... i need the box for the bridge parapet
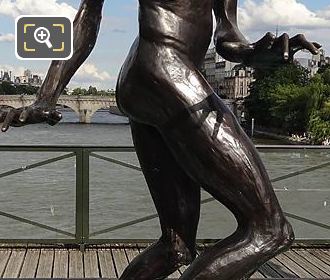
[0,95,117,123]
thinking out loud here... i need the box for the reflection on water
[0,109,329,240]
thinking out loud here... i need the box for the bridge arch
[0,95,117,123]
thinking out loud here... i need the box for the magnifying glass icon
[34,27,53,49]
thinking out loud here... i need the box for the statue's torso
[138,0,213,64]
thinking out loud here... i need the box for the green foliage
[0,82,39,95]
[246,63,310,129]
[70,86,115,96]
[247,63,330,144]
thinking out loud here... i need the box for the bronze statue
[0,0,321,279]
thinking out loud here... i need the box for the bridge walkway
[0,243,329,279]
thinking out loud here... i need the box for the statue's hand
[0,103,62,132]
[215,32,321,69]
[248,32,321,68]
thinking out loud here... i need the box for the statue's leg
[153,73,294,279]
[117,45,294,279]
[119,120,201,280]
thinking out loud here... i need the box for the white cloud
[317,6,330,20]
[239,0,330,31]
[0,64,27,77]
[234,0,330,57]
[75,63,113,82]
[0,0,77,19]
[0,33,14,42]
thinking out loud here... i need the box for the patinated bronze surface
[0,0,321,279]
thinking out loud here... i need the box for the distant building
[201,47,254,99]
[219,65,254,99]
[13,69,42,86]
[295,49,330,77]
[0,71,12,83]
[0,68,42,87]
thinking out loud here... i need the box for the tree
[246,63,309,131]
[71,87,87,96]
[0,82,16,95]
[88,86,98,95]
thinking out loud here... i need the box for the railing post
[75,148,90,249]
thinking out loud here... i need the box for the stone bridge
[0,95,117,123]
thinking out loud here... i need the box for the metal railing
[0,145,329,246]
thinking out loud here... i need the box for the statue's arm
[213,0,321,67]
[37,0,105,108]
[1,0,104,131]
[213,0,253,63]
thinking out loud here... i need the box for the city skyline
[0,0,330,89]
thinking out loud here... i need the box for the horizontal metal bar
[255,145,330,150]
[0,239,76,244]
[0,144,328,151]
[0,239,328,247]
[90,152,142,171]
[85,239,330,246]
[0,210,75,237]
[0,145,136,152]
[0,152,75,179]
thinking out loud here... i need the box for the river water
[0,110,329,241]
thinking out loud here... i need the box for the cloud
[316,6,330,20]
[0,33,14,42]
[238,0,330,31]
[235,0,330,57]
[75,63,113,82]
[0,0,77,19]
[0,64,31,77]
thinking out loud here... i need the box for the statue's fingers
[254,32,275,50]
[313,42,322,49]
[272,33,289,60]
[290,34,320,55]
[1,110,16,132]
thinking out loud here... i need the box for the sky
[0,0,329,90]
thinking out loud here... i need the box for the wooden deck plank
[3,249,26,278]
[276,252,314,278]
[258,263,282,278]
[84,250,99,278]
[266,258,298,278]
[309,249,330,267]
[53,250,69,278]
[124,247,139,263]
[293,249,330,277]
[250,269,265,279]
[125,245,181,279]
[36,249,54,278]
[0,250,11,277]
[0,245,328,279]
[320,249,330,264]
[19,249,40,278]
[285,250,329,278]
[98,249,117,278]
[68,250,83,278]
[112,248,129,278]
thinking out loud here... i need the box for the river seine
[0,110,329,241]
